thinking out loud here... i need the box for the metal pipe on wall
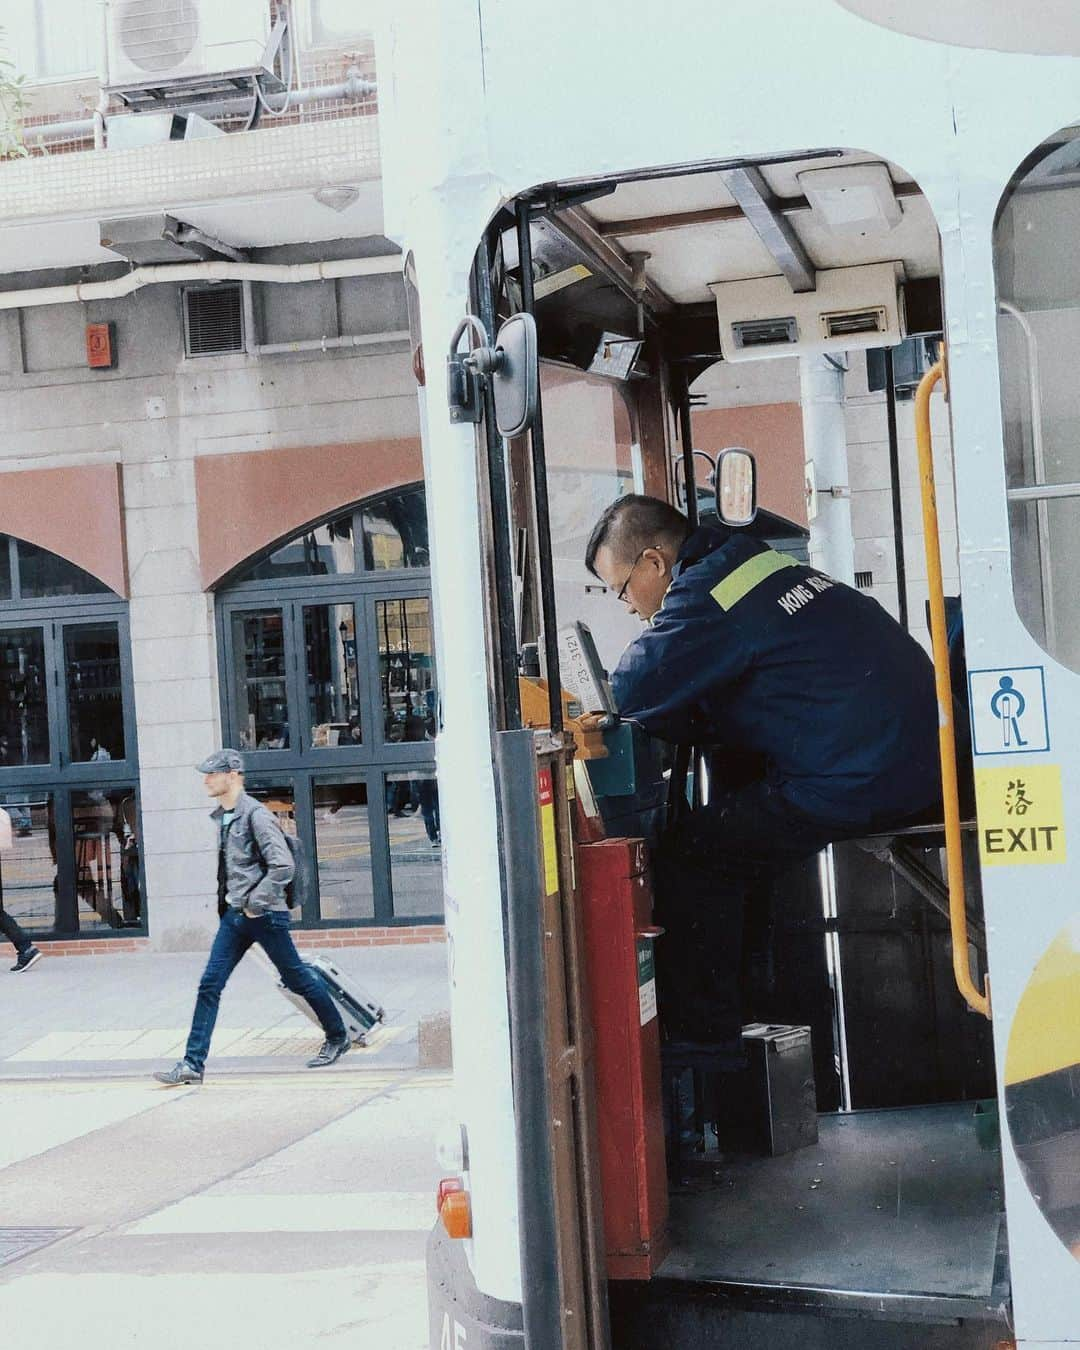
[0,255,402,311]
[254,330,409,355]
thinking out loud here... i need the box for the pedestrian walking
[0,807,43,973]
[153,748,349,1085]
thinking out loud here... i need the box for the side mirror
[715,447,757,526]
[446,311,539,437]
[491,312,538,438]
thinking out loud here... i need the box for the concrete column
[124,458,221,951]
[800,354,855,584]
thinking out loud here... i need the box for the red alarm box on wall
[578,836,668,1279]
[86,322,117,370]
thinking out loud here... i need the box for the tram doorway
[469,146,1006,1347]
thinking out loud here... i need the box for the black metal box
[717,1022,819,1156]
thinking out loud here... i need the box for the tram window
[995,127,1080,670]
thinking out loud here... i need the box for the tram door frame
[473,205,612,1350]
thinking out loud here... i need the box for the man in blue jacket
[585,494,944,1045]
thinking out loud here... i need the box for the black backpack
[253,809,315,911]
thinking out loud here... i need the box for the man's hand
[576,711,618,734]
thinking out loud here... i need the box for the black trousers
[651,780,878,1045]
[0,904,32,956]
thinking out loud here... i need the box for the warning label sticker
[537,767,560,896]
[637,938,657,1026]
[974,763,1066,866]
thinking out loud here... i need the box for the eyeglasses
[615,547,651,604]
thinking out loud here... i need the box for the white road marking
[6,1023,408,1062]
[126,1191,434,1235]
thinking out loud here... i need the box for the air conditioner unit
[105,0,272,95]
[709,262,906,363]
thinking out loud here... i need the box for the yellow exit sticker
[974,763,1066,866]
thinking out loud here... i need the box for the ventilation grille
[820,306,887,340]
[732,316,799,350]
[183,285,244,357]
[117,0,200,74]
[854,570,874,590]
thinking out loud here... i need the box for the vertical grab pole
[516,200,564,735]
[914,359,990,1019]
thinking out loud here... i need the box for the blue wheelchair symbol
[990,675,1027,749]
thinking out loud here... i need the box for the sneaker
[153,1060,203,1086]
[307,1037,350,1069]
[10,946,42,973]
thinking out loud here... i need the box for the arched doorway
[214,485,443,929]
[0,535,142,938]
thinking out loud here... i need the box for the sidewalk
[0,942,451,1080]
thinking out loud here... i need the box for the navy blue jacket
[611,528,943,830]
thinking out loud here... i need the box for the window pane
[995,128,1080,673]
[65,622,125,763]
[0,539,13,601]
[0,628,49,766]
[237,514,355,583]
[0,793,55,933]
[304,604,362,747]
[17,540,110,598]
[387,770,443,917]
[313,778,374,921]
[361,489,430,570]
[72,787,140,930]
[230,610,289,750]
[375,598,437,741]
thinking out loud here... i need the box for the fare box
[974,763,1066,866]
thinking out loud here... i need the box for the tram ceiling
[505,151,942,375]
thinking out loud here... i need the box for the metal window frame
[215,495,441,928]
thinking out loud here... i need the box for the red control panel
[578,836,668,1280]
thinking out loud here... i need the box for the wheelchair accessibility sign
[968,666,1049,756]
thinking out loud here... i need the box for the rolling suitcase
[253,948,386,1045]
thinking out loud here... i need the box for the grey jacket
[212,791,294,915]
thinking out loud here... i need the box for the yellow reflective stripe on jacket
[709,549,800,611]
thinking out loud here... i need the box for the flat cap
[196,748,245,774]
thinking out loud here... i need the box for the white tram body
[376,4,1080,1347]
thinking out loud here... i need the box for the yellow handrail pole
[914,359,991,1020]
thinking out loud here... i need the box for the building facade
[0,3,445,952]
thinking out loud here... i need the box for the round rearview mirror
[492,312,539,439]
[715,447,757,526]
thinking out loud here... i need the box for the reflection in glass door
[215,490,444,929]
[0,627,49,767]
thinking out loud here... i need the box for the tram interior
[495,148,1010,1345]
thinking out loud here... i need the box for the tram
[375,5,1080,1348]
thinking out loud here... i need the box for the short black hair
[585,494,691,578]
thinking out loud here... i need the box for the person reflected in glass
[0,734,32,835]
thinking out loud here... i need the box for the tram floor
[610,1102,1011,1350]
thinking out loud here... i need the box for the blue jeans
[184,908,346,1072]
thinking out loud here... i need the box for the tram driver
[585,494,947,1055]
